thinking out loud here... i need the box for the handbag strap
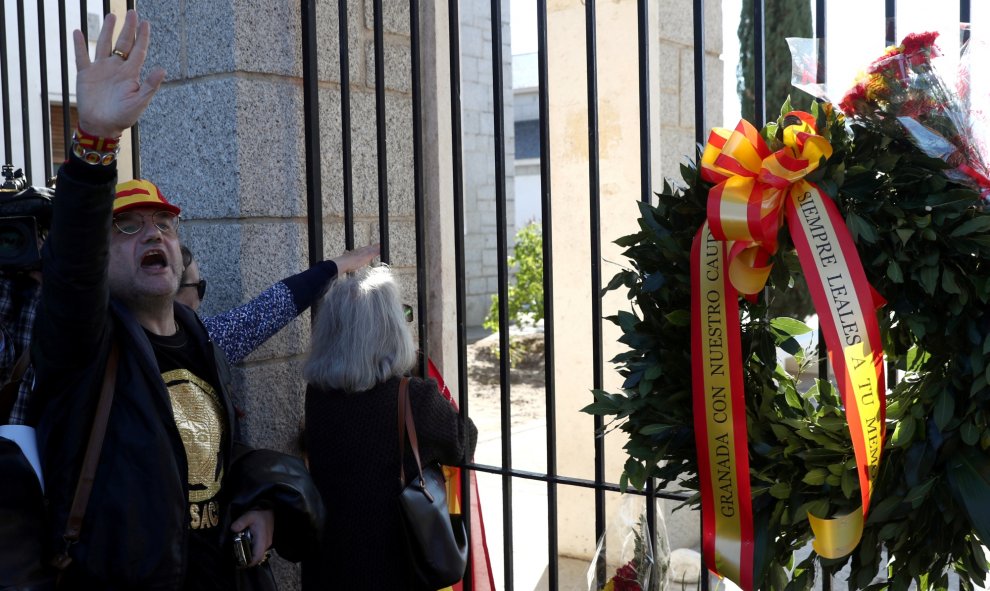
[397,377,427,489]
[0,347,31,422]
[52,340,120,570]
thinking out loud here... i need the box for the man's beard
[107,266,181,314]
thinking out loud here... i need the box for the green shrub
[483,222,544,332]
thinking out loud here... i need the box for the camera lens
[0,218,42,271]
[0,224,28,257]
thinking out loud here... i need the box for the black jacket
[302,376,477,590]
[30,159,323,590]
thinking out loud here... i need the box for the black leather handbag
[396,377,468,589]
[0,343,119,590]
[0,436,53,591]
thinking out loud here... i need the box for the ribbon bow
[699,111,833,295]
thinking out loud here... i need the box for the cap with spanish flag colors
[113,179,181,216]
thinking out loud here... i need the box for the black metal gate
[0,1,980,589]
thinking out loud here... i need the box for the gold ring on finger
[112,49,129,60]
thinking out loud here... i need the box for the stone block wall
[655,0,723,554]
[459,0,515,327]
[658,0,724,182]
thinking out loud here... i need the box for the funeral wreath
[586,33,990,591]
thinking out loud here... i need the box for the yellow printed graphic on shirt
[162,369,225,506]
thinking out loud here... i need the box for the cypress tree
[738,0,815,125]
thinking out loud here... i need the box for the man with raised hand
[31,11,320,589]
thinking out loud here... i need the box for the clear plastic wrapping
[789,31,990,196]
[586,496,670,591]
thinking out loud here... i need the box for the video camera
[0,165,53,271]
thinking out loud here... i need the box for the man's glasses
[113,211,179,235]
[402,304,413,323]
[180,278,207,301]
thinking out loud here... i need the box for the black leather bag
[0,437,55,591]
[0,343,119,591]
[0,349,51,590]
[396,378,468,589]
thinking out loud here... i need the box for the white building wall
[0,1,82,183]
[514,161,541,229]
[0,0,132,185]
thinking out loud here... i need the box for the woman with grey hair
[301,265,477,590]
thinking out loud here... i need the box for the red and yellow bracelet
[71,127,121,166]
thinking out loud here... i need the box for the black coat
[302,376,478,590]
[30,159,323,590]
[33,161,198,589]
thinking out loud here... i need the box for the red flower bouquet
[840,32,990,194]
[603,560,644,591]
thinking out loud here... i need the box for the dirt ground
[464,332,548,435]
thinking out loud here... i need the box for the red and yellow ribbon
[691,112,886,588]
[691,223,753,588]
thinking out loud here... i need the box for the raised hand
[73,10,165,139]
[331,243,381,275]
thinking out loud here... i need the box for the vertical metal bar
[409,0,429,383]
[338,0,355,249]
[885,0,896,46]
[692,0,705,146]
[700,523,709,591]
[813,9,834,589]
[961,0,971,45]
[126,0,139,177]
[448,0,467,441]
[490,0,514,586]
[640,0,653,205]
[584,1,607,587]
[58,0,71,157]
[130,119,142,178]
[815,0,826,88]
[884,3,899,398]
[753,0,766,128]
[38,0,53,178]
[16,1,32,176]
[692,0,709,587]
[373,0,391,263]
[80,0,89,41]
[1,2,13,165]
[536,2,558,587]
[301,0,324,268]
[818,330,831,591]
[102,0,110,17]
[816,7,831,588]
[637,0,659,580]
[447,2,473,589]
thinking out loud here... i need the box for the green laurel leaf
[934,390,955,431]
[891,418,916,447]
[802,468,827,486]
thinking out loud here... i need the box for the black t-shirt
[146,324,235,591]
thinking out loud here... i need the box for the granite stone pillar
[138,2,447,588]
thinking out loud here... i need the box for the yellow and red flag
[429,359,497,591]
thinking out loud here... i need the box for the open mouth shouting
[140,248,170,271]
